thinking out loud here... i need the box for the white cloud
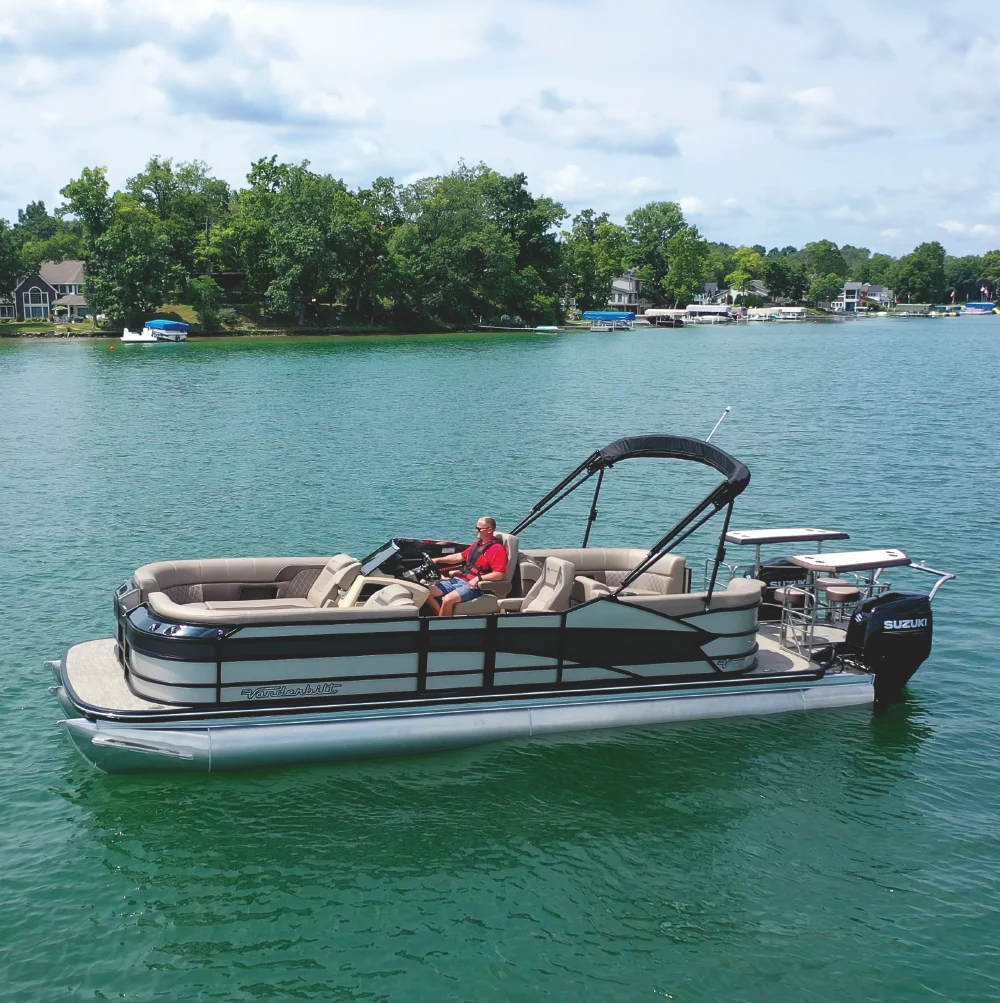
[937,221,1000,237]
[500,91,679,158]
[0,0,998,256]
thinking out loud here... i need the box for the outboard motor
[844,592,933,708]
[748,558,808,621]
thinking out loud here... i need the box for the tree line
[1,157,999,329]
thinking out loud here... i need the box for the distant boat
[583,310,634,332]
[963,302,998,315]
[121,319,190,343]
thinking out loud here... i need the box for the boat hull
[55,674,873,773]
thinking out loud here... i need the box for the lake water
[1,317,998,1000]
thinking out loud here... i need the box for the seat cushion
[364,584,418,609]
[203,598,315,611]
[307,554,362,607]
[454,594,500,615]
[522,557,575,612]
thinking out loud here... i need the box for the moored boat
[48,435,955,773]
[121,319,190,343]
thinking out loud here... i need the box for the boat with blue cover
[47,434,955,773]
[120,319,190,343]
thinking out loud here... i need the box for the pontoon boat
[48,435,954,773]
[120,319,190,343]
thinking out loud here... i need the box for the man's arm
[433,552,465,567]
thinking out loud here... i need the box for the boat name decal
[240,682,342,700]
[882,618,928,630]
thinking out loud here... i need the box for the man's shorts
[435,578,482,602]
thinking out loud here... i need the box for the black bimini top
[589,435,751,502]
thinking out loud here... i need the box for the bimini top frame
[511,434,751,601]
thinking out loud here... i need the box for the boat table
[778,549,912,655]
[724,528,851,577]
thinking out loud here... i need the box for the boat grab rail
[907,562,957,602]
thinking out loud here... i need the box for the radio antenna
[706,406,731,442]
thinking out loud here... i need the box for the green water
[1,320,998,1000]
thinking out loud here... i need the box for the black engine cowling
[844,591,933,707]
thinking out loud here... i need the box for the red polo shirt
[458,538,508,582]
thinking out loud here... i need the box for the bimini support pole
[704,499,734,603]
[581,467,605,548]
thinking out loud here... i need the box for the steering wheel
[418,552,442,582]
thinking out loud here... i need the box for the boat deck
[62,627,857,719]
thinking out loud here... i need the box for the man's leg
[439,589,464,616]
[425,583,443,616]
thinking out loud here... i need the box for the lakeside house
[10,260,90,321]
[833,281,895,312]
[607,269,651,313]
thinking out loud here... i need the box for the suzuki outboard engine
[748,558,808,621]
[844,591,933,708]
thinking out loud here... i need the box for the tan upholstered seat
[619,577,764,617]
[203,598,315,611]
[501,557,575,613]
[774,586,808,607]
[364,584,418,610]
[524,548,686,595]
[307,555,362,607]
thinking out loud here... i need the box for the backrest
[307,554,362,607]
[522,557,575,613]
[525,548,686,595]
[494,533,519,583]
[363,584,418,610]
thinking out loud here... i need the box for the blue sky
[1,0,999,255]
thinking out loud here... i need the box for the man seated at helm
[426,516,508,616]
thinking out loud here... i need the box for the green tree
[14,201,64,244]
[945,254,984,302]
[808,273,844,306]
[764,256,808,301]
[189,274,225,328]
[895,241,946,302]
[725,246,765,299]
[58,167,114,242]
[840,244,872,280]
[624,201,685,291]
[85,202,174,327]
[562,209,628,313]
[20,231,86,275]
[0,221,22,295]
[867,253,897,286]
[804,239,847,279]
[982,250,1000,291]
[661,224,709,306]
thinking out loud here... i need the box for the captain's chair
[498,557,574,613]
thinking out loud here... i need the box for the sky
[1,0,999,256]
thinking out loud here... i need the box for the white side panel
[495,652,558,668]
[624,660,712,678]
[426,673,484,690]
[562,666,626,682]
[427,651,484,673]
[568,600,696,631]
[222,653,418,684]
[430,618,486,631]
[129,676,216,705]
[235,621,419,638]
[498,614,562,630]
[130,652,216,685]
[680,608,757,635]
[224,675,417,702]
[496,668,559,686]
